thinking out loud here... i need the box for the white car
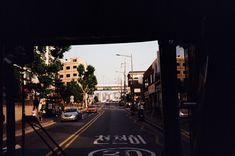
[61,108,82,122]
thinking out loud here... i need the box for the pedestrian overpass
[94,84,129,102]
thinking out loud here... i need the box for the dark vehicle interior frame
[1,0,235,156]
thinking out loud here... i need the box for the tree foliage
[94,96,99,103]
[77,64,97,107]
[26,46,70,98]
[63,80,82,103]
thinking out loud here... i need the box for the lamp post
[116,53,134,114]
[121,60,126,95]
[115,71,124,99]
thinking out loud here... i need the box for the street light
[121,60,126,95]
[116,53,134,114]
[115,71,124,98]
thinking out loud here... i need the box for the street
[7,103,164,156]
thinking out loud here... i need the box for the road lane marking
[45,110,104,156]
[137,135,147,144]
[93,135,147,145]
[88,147,156,156]
[63,111,104,149]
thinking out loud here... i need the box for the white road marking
[2,144,21,153]
[137,135,147,144]
[93,135,147,145]
[88,147,156,156]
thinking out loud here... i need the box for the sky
[63,41,159,85]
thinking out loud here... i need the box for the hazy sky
[63,41,159,84]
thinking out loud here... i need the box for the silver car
[60,108,82,122]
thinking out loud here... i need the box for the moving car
[60,108,82,122]
[86,105,97,113]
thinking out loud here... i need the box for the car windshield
[64,109,77,112]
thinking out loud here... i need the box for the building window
[66,66,70,70]
[176,63,180,66]
[60,75,63,78]
[177,70,181,74]
[73,59,77,62]
[66,74,70,78]
[73,66,77,69]
[73,73,77,77]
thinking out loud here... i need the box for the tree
[94,96,99,103]
[26,46,71,98]
[63,80,83,103]
[77,64,97,108]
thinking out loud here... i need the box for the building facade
[58,58,87,85]
[177,55,187,82]
[143,58,161,113]
[143,54,187,116]
[127,71,145,103]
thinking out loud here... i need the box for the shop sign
[134,88,141,93]
[148,84,155,94]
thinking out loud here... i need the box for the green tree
[26,46,70,98]
[77,64,97,108]
[63,80,83,103]
[94,96,99,103]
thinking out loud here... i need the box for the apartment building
[176,54,187,81]
[58,58,87,85]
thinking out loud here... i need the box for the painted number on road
[93,135,146,145]
[88,147,156,156]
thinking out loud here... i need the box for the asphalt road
[6,103,165,156]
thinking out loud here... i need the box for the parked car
[60,108,82,122]
[86,105,97,113]
[38,95,64,118]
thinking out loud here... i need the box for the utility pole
[116,54,134,114]
[121,60,127,101]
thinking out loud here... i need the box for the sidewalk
[3,117,56,141]
[142,110,164,131]
[143,109,190,137]
[126,108,190,137]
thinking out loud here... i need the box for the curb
[3,120,56,141]
[144,120,164,132]
[124,107,190,138]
